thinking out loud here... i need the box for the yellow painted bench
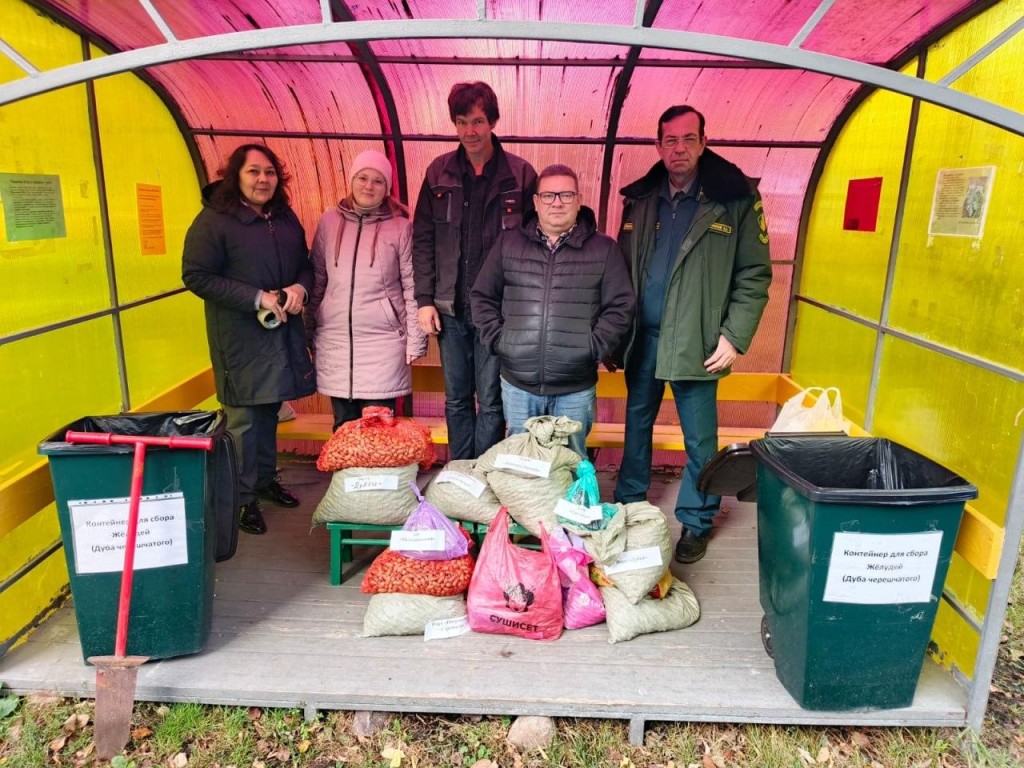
[277,367,794,450]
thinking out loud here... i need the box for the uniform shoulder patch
[709,222,733,235]
[754,199,769,244]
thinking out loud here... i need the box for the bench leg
[329,526,342,586]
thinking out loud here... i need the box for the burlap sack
[476,416,582,536]
[424,460,501,525]
[568,501,671,604]
[311,464,419,525]
[601,578,701,644]
[361,593,467,637]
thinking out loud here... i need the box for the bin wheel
[760,614,774,658]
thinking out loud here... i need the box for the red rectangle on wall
[843,177,883,232]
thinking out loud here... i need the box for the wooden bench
[327,519,535,585]
[278,367,804,450]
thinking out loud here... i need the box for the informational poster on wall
[0,172,67,242]
[136,183,166,255]
[822,531,942,604]
[68,492,189,574]
[927,165,995,238]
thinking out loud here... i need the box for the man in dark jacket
[182,144,316,535]
[613,105,772,564]
[471,164,635,457]
[412,81,538,459]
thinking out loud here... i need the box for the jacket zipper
[348,216,364,399]
[539,240,554,396]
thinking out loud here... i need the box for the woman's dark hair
[210,143,291,213]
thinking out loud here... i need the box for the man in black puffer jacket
[471,164,635,457]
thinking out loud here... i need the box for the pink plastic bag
[391,483,470,561]
[467,507,563,641]
[549,526,606,629]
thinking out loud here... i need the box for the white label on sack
[494,454,551,478]
[604,546,663,575]
[390,529,445,551]
[68,492,189,574]
[344,475,399,492]
[554,498,603,525]
[823,531,942,604]
[436,470,486,498]
[424,614,470,641]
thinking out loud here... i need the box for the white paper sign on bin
[68,492,189,574]
[823,531,943,604]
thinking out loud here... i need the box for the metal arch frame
[329,1,410,204]
[2,19,1022,135]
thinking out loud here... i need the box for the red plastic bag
[467,507,563,640]
[391,483,470,561]
[317,406,435,472]
[549,526,606,629]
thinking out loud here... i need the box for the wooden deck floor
[0,462,968,741]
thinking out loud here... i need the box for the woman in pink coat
[305,151,428,429]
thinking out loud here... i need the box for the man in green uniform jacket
[613,104,772,564]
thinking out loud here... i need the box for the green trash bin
[749,436,977,711]
[39,411,228,663]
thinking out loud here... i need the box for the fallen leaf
[252,762,266,768]
[247,707,263,721]
[702,755,716,768]
[817,746,831,763]
[797,747,815,765]
[712,756,726,768]
[470,761,494,768]
[621,758,636,768]
[132,726,153,740]
[157,705,170,718]
[297,740,310,754]
[381,746,405,768]
[171,752,188,767]
[49,735,67,752]
[850,732,870,749]
[62,713,80,732]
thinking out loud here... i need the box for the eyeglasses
[659,134,702,149]
[536,191,578,204]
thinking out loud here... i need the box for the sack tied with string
[475,415,582,537]
[424,459,502,525]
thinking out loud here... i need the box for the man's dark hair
[448,81,500,124]
[212,143,291,213]
[537,163,579,189]
[657,105,706,141]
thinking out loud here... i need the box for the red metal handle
[65,431,214,451]
[114,441,147,658]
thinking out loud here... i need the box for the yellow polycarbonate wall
[0,0,205,652]
[795,2,1024,679]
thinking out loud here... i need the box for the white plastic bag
[771,387,845,433]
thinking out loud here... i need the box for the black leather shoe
[256,478,299,508]
[674,528,710,564]
[239,501,267,535]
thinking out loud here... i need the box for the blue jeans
[500,378,595,458]
[438,314,504,459]
[614,332,721,536]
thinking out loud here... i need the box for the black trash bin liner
[40,411,239,562]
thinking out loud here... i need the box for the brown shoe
[239,501,267,535]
